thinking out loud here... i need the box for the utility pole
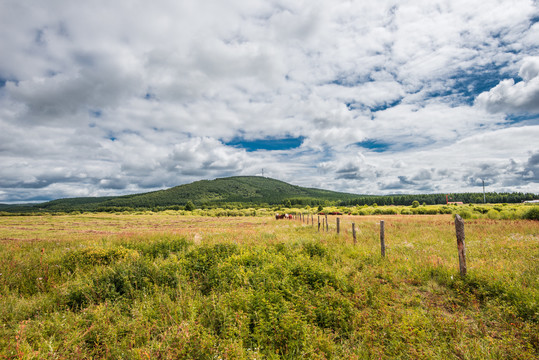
[262,168,264,177]
[482,179,486,203]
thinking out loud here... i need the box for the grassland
[0,213,538,359]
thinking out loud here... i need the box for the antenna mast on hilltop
[262,168,264,177]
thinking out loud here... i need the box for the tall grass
[0,214,537,359]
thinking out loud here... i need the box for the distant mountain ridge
[32,176,359,211]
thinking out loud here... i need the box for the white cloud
[0,0,538,202]
[475,57,539,113]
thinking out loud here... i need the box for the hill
[32,176,359,211]
[2,176,536,213]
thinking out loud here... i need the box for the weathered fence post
[352,223,356,244]
[311,214,314,226]
[454,214,467,276]
[380,220,386,257]
[318,216,320,232]
[336,217,340,234]
[325,214,328,232]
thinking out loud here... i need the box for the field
[0,213,538,359]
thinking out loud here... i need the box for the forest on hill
[0,176,536,213]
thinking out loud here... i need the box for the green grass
[0,214,538,359]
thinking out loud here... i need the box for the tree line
[339,192,536,206]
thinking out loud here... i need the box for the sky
[1,0,539,203]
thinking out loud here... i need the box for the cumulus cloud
[0,0,538,202]
[166,137,249,175]
[475,57,539,113]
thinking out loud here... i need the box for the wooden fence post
[325,214,328,232]
[337,217,340,234]
[454,214,467,276]
[380,220,386,257]
[318,216,320,232]
[352,223,356,244]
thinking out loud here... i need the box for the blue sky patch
[369,98,402,112]
[506,113,539,125]
[356,139,392,152]
[441,63,510,105]
[330,72,372,87]
[224,136,305,152]
[0,77,17,87]
[346,98,402,112]
[89,110,102,118]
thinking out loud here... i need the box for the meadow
[0,212,538,359]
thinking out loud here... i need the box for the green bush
[457,209,472,219]
[473,206,489,214]
[185,201,196,211]
[62,246,140,271]
[373,208,398,215]
[523,206,539,220]
[302,241,328,258]
[439,206,454,214]
[487,209,500,219]
[125,236,190,259]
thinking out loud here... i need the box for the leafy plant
[523,206,539,221]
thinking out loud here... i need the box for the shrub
[499,210,515,220]
[439,206,453,214]
[457,209,472,219]
[523,206,539,221]
[185,201,196,211]
[126,236,190,259]
[302,241,328,258]
[62,246,140,271]
[487,209,499,219]
[473,206,489,214]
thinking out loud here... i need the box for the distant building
[523,200,539,203]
